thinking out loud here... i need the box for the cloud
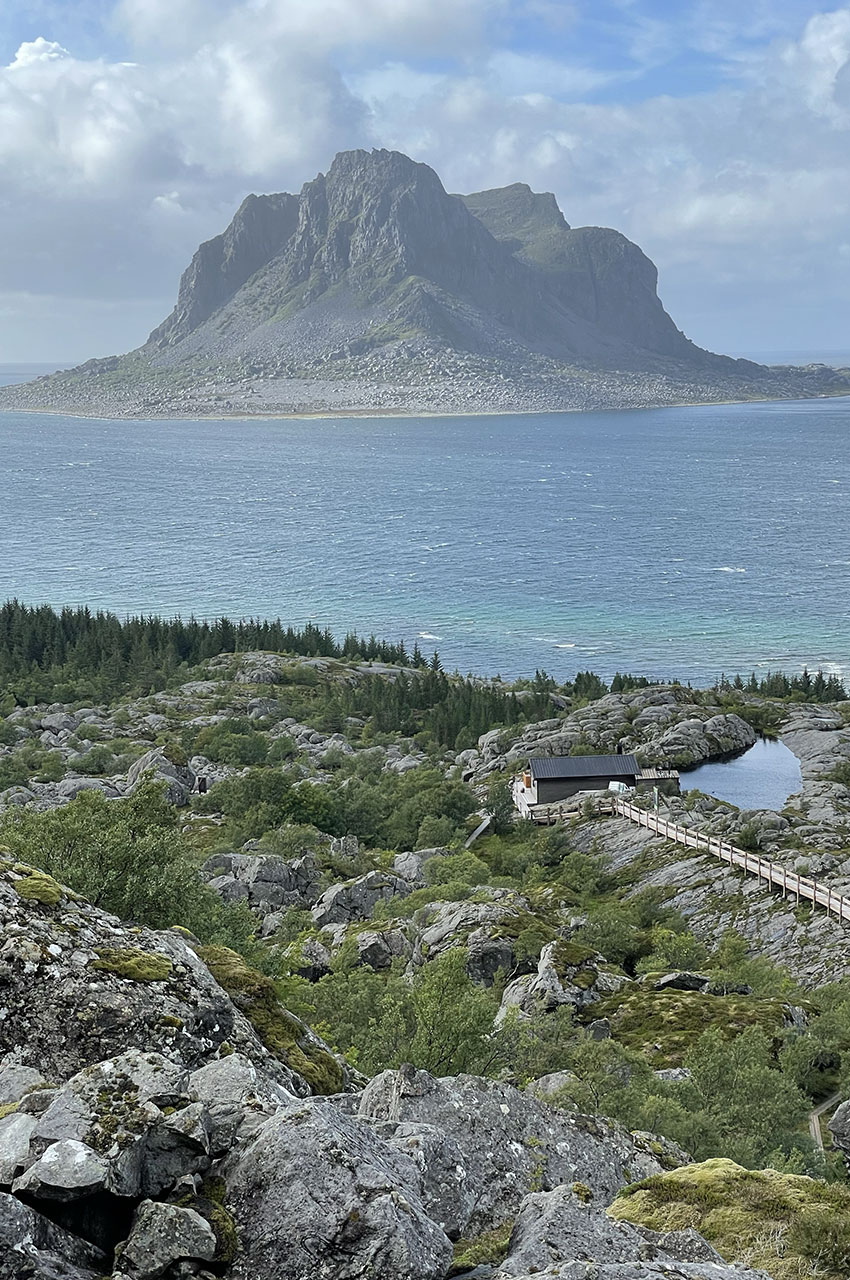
[0,0,847,359]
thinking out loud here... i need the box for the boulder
[13,1140,108,1201]
[0,1112,38,1185]
[0,1190,106,1280]
[116,1200,216,1278]
[419,893,531,959]
[186,1054,296,1153]
[126,750,195,806]
[21,1052,209,1199]
[223,1098,452,1280]
[652,972,710,993]
[357,1068,687,1235]
[498,940,629,1019]
[465,930,515,986]
[0,1065,46,1106]
[283,936,332,978]
[491,1184,766,1280]
[311,870,411,927]
[392,848,449,885]
[356,928,410,970]
[202,852,322,915]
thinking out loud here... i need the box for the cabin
[521,754,640,805]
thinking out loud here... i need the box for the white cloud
[0,1,848,357]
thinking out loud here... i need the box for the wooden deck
[612,797,850,923]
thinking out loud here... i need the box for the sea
[2,360,850,684]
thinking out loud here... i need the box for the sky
[1,0,849,361]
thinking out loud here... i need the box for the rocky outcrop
[470,689,758,781]
[0,859,319,1093]
[493,1183,769,1279]
[498,939,630,1019]
[127,750,195,807]
[201,851,321,917]
[356,1067,688,1235]
[224,1098,452,1280]
[311,869,411,927]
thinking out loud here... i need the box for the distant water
[682,739,802,811]
[2,395,850,682]
[0,363,68,387]
[734,350,850,367]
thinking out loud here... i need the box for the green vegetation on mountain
[611,1159,850,1280]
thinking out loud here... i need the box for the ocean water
[682,738,802,811]
[1,395,850,682]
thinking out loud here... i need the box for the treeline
[0,601,419,704]
[299,668,554,751]
[719,668,847,702]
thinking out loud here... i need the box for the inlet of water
[681,738,802,811]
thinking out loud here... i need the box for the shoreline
[2,388,849,425]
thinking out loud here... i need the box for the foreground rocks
[494,1182,771,1279]
[0,858,322,1092]
[0,858,785,1280]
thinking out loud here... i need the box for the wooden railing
[612,797,850,923]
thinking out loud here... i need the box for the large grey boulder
[419,892,533,960]
[311,870,411,927]
[13,1141,108,1202]
[493,1184,770,1280]
[357,1068,687,1235]
[0,1112,38,1185]
[115,1200,216,1278]
[17,1052,210,1200]
[392,847,449,885]
[356,927,411,970]
[186,1053,296,1153]
[223,1097,452,1280]
[202,851,322,916]
[126,749,195,806]
[374,1120,475,1239]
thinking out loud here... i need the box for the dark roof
[529,754,639,780]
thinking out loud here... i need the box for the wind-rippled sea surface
[1,397,849,682]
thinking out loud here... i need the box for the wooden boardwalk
[612,798,850,924]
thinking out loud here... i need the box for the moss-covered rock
[12,868,64,906]
[450,1222,512,1273]
[585,983,792,1067]
[197,944,343,1095]
[610,1158,850,1280]
[171,1175,238,1265]
[92,947,173,982]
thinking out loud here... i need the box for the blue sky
[0,0,848,359]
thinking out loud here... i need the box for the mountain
[2,147,848,416]
[146,147,713,368]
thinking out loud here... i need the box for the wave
[419,632,442,641]
[710,566,747,573]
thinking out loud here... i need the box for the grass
[585,984,791,1067]
[610,1158,850,1280]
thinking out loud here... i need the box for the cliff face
[149,191,300,347]
[461,183,698,360]
[144,148,722,368]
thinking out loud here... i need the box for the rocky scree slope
[0,859,773,1280]
[3,149,849,417]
